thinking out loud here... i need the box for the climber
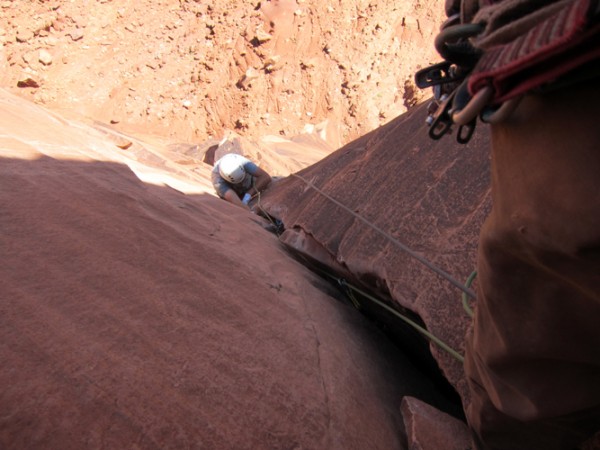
[417,0,600,448]
[211,153,272,210]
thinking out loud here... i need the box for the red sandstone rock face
[259,101,493,404]
[401,396,472,450]
[0,1,493,447]
[0,89,464,449]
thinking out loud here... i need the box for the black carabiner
[434,23,484,67]
[415,61,455,89]
[428,90,456,140]
[457,118,477,144]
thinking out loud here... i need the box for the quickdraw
[416,0,600,144]
[415,21,485,144]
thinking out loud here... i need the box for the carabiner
[457,118,477,144]
[480,96,522,124]
[434,23,484,67]
[428,91,456,140]
[452,85,493,125]
[415,61,455,89]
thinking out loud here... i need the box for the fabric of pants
[464,81,600,449]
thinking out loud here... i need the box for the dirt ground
[0,0,444,147]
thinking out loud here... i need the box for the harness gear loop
[428,90,457,140]
[419,0,600,143]
[417,21,485,143]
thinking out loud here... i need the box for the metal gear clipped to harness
[415,15,484,144]
[416,0,600,144]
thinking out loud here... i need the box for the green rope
[251,179,283,235]
[340,276,464,363]
[337,278,361,310]
[291,173,477,299]
[314,267,464,363]
[254,175,470,363]
[462,271,477,318]
[255,192,283,235]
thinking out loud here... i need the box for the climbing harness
[416,0,600,144]
[415,19,485,143]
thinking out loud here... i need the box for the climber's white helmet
[219,154,247,184]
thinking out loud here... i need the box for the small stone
[22,51,35,64]
[115,138,133,150]
[38,50,53,66]
[235,118,248,130]
[263,55,281,72]
[44,36,58,46]
[17,75,40,88]
[253,26,272,44]
[236,67,259,90]
[182,100,192,109]
[300,59,315,69]
[16,29,34,43]
[68,29,84,41]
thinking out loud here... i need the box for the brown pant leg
[464,81,600,450]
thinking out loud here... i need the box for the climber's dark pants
[464,81,600,450]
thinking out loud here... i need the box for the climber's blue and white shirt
[211,155,258,199]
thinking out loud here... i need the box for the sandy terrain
[1,0,444,147]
